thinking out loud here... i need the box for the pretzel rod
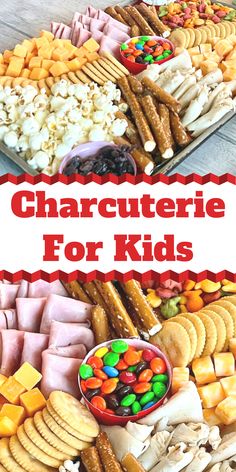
[82,281,110,314]
[125,5,155,35]
[128,75,143,95]
[115,5,137,27]
[117,283,150,335]
[141,77,181,114]
[118,76,156,153]
[140,95,174,159]
[131,148,155,175]
[170,111,192,147]
[63,281,92,304]
[131,24,141,37]
[105,6,127,25]
[136,3,170,36]
[113,136,132,146]
[121,280,162,334]
[157,102,175,150]
[115,110,140,145]
[149,5,158,17]
[94,281,139,338]
[81,446,103,472]
[91,305,111,345]
[96,432,123,472]
[121,453,146,472]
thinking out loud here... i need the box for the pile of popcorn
[0,81,128,174]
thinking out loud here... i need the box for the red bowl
[120,36,175,75]
[78,338,172,426]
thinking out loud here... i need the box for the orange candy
[133,382,151,394]
[162,42,171,50]
[124,350,140,366]
[85,377,102,389]
[91,396,106,411]
[127,55,135,63]
[133,50,143,57]
[80,380,87,393]
[150,358,166,375]
[147,40,157,47]
[94,369,108,381]
[138,369,153,383]
[87,356,103,369]
[116,359,128,371]
[101,379,117,394]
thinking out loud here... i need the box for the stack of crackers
[151,296,236,367]
[0,391,99,471]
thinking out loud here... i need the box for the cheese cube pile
[0,31,100,81]
[0,362,46,437]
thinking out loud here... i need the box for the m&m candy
[79,341,169,417]
[120,36,173,67]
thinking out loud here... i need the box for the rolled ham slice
[49,321,94,351]
[40,294,92,334]
[103,24,130,43]
[76,28,92,47]
[99,36,121,59]
[45,344,87,359]
[41,352,82,398]
[0,284,20,309]
[21,332,49,371]
[0,312,7,330]
[89,18,106,32]
[51,22,61,35]
[4,309,17,329]
[16,297,46,333]
[28,280,68,298]
[0,329,24,376]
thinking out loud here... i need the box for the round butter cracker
[150,322,191,367]
[207,303,234,351]
[9,436,55,472]
[43,408,91,450]
[213,299,236,333]
[24,418,65,463]
[196,312,217,356]
[46,402,94,442]
[0,438,25,472]
[17,425,60,468]
[34,411,76,458]
[167,315,197,363]
[199,309,226,353]
[181,313,206,359]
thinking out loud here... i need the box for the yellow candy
[95,347,109,358]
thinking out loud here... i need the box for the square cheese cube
[198,382,225,408]
[213,352,235,377]
[220,375,236,396]
[192,356,216,385]
[0,416,17,437]
[229,338,236,359]
[14,362,42,391]
[83,38,100,53]
[20,388,46,416]
[0,377,26,405]
[13,44,28,58]
[0,404,25,426]
[203,408,222,426]
[216,396,236,425]
[0,374,7,387]
[40,30,55,42]
[172,367,189,394]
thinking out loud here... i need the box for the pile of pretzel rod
[64,279,162,343]
[114,75,191,172]
[105,3,170,37]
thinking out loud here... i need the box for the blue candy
[135,44,143,50]
[103,366,119,378]
[142,400,156,410]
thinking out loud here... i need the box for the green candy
[144,55,153,62]
[111,340,128,354]
[152,381,167,398]
[140,36,150,41]
[104,352,120,367]
[79,364,93,380]
[140,391,155,406]
[132,401,141,415]
[160,296,181,319]
[121,394,136,407]
[128,366,137,372]
[151,374,168,384]
[121,43,128,50]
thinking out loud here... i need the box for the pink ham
[16,297,46,333]
[89,18,106,32]
[99,36,121,59]
[41,352,82,398]
[40,294,92,334]
[49,321,94,351]
[21,332,49,371]
[0,329,24,376]
[91,30,103,44]
[103,24,130,43]
[76,28,92,47]
[61,25,72,39]
[0,284,20,309]
[50,22,61,35]
[0,312,7,330]
[28,280,68,298]
[45,344,87,359]
[17,280,29,298]
[4,309,17,329]
[85,5,98,18]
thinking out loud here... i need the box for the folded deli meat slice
[3,309,17,329]
[0,284,20,309]
[21,332,49,371]
[46,344,87,359]
[27,280,68,298]
[40,294,93,334]
[16,297,46,332]
[0,329,24,376]
[17,280,29,298]
[49,321,95,351]
[0,312,7,330]
[41,352,82,398]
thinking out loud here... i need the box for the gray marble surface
[0,0,236,175]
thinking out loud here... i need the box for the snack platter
[1,278,236,471]
[1,0,236,176]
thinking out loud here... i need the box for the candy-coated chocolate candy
[140,391,155,406]
[150,358,166,374]
[119,371,136,385]
[94,368,108,380]
[154,55,164,61]
[127,345,136,351]
[151,374,168,383]
[133,50,143,57]
[101,379,117,394]
[91,396,107,411]
[132,401,141,414]
[79,364,93,380]
[121,43,128,50]
[106,394,120,410]
[152,381,167,398]
[85,388,101,401]
[116,360,128,371]
[121,393,136,407]
[116,406,132,416]
[142,400,156,410]
[135,361,149,375]
[128,366,137,372]
[131,38,139,44]
[163,42,171,50]
[81,380,87,393]
[140,36,150,41]
[85,377,103,389]
[147,40,157,47]
[133,382,151,394]
[124,350,140,366]
[104,352,120,367]
[88,356,103,369]
[144,55,153,62]
[162,51,169,58]
[111,340,128,354]
[104,408,114,415]
[135,44,144,50]
[117,385,133,399]
[103,366,119,378]
[116,382,125,392]
[95,347,108,358]
[139,369,153,383]
[128,55,135,62]
[144,46,153,53]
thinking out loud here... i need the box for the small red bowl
[120,36,175,75]
[78,338,172,426]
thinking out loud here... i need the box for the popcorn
[22,117,40,136]
[3,131,18,148]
